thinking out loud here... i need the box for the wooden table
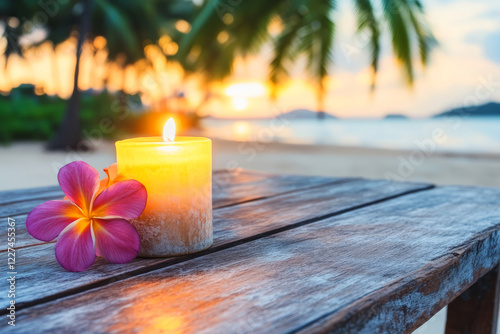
[2,170,500,333]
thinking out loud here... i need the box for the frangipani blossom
[27,161,147,272]
[63,163,125,201]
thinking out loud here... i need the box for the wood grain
[0,198,61,219]
[0,170,350,251]
[13,185,500,334]
[445,265,500,334]
[0,186,62,206]
[0,168,263,206]
[211,171,351,208]
[0,169,261,217]
[0,169,318,210]
[1,178,429,311]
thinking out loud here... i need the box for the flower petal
[26,200,82,242]
[55,218,96,272]
[96,177,109,196]
[92,180,147,220]
[96,163,126,196]
[92,218,140,264]
[58,161,100,214]
[104,163,119,182]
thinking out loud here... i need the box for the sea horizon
[201,117,500,155]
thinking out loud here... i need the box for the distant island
[204,102,500,120]
[384,114,409,120]
[204,109,336,120]
[278,109,337,119]
[433,102,500,118]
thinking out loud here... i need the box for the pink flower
[26,161,147,272]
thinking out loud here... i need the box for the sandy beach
[2,139,500,191]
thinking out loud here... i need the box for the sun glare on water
[233,121,252,140]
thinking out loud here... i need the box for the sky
[211,0,500,118]
[1,0,500,119]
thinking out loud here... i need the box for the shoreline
[210,138,500,160]
[1,139,500,191]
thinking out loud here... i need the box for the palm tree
[177,0,436,118]
[47,0,93,150]
[48,0,194,149]
[1,0,194,149]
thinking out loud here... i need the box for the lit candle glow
[163,118,176,142]
[115,119,212,257]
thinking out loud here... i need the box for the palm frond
[269,15,307,89]
[94,0,141,62]
[400,0,437,66]
[178,0,286,80]
[381,0,413,85]
[316,10,335,108]
[176,0,220,60]
[270,0,336,106]
[284,0,336,108]
[354,0,380,89]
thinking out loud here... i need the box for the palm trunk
[3,58,11,90]
[47,0,94,150]
[51,47,61,96]
[316,83,325,120]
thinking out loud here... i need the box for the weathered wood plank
[0,169,267,249]
[211,171,352,208]
[0,170,343,218]
[0,169,285,208]
[0,169,259,206]
[1,179,429,311]
[0,199,59,219]
[0,186,62,206]
[445,265,500,334]
[13,185,500,334]
[0,169,237,217]
[0,215,47,251]
[0,172,350,251]
[0,169,253,216]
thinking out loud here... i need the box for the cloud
[483,32,500,64]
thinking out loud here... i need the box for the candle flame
[163,118,176,142]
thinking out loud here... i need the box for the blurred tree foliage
[0,0,195,149]
[0,0,193,64]
[0,86,199,144]
[0,85,133,144]
[177,0,437,116]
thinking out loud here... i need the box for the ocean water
[201,118,500,154]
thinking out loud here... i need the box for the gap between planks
[0,169,266,212]
[6,182,434,315]
[0,177,356,252]
[0,170,345,219]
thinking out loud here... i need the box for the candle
[115,118,212,257]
